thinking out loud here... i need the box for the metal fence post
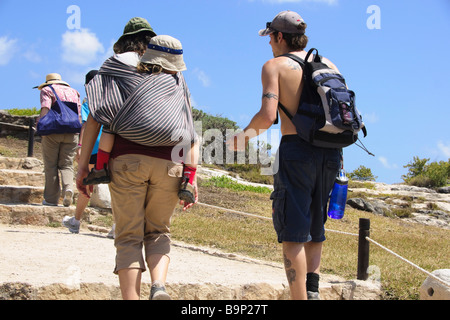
[357,218,371,280]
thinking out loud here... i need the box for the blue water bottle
[328,169,349,220]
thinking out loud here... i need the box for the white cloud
[0,36,18,66]
[61,28,105,66]
[101,39,116,61]
[437,141,450,158]
[379,156,398,169]
[64,69,88,86]
[193,68,211,87]
[361,111,379,124]
[23,50,42,63]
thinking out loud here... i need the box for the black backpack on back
[277,48,367,149]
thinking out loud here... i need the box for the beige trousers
[108,154,183,274]
[41,133,78,204]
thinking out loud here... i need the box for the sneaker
[83,166,111,186]
[178,177,195,204]
[62,216,80,234]
[307,291,321,300]
[42,200,58,207]
[63,190,73,207]
[107,224,115,239]
[150,283,171,300]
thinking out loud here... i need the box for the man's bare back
[262,51,339,137]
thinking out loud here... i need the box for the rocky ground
[347,181,450,230]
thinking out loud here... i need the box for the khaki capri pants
[108,154,183,274]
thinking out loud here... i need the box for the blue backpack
[278,48,367,149]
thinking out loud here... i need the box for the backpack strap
[277,102,293,121]
[273,53,306,124]
[281,53,306,68]
[48,85,62,102]
[305,48,321,63]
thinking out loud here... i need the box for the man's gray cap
[259,10,306,36]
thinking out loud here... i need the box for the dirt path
[0,223,287,288]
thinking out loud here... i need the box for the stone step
[0,203,76,226]
[0,169,44,187]
[1,282,290,300]
[0,279,382,300]
[0,185,45,205]
[0,185,80,206]
[0,157,43,171]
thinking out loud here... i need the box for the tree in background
[192,107,273,184]
[348,165,377,181]
[402,156,429,181]
[402,156,450,188]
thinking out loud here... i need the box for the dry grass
[171,179,450,300]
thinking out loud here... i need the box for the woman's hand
[76,164,91,199]
[180,177,198,211]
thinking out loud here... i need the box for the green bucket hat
[117,17,157,42]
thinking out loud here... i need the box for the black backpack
[277,48,367,149]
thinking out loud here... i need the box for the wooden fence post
[357,218,371,280]
[27,118,35,158]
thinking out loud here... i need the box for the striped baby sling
[86,57,196,147]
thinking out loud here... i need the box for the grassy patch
[201,175,272,194]
[348,180,376,189]
[0,146,16,157]
[6,108,40,116]
[91,214,114,228]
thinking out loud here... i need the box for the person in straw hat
[76,33,198,300]
[36,73,81,208]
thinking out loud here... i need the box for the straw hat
[35,73,70,90]
[141,35,187,72]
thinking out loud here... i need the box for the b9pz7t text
[225,304,268,315]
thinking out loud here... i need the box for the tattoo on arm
[262,92,279,101]
[284,254,296,284]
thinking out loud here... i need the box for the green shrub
[426,161,450,187]
[407,175,433,188]
[7,107,40,116]
[348,165,377,181]
[403,157,450,188]
[200,176,272,194]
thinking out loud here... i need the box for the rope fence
[365,236,450,288]
[196,202,450,289]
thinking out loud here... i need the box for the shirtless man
[227,11,341,300]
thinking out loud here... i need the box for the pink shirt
[40,84,81,114]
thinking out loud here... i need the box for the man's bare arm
[262,92,279,101]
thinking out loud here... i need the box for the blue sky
[1,0,449,184]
